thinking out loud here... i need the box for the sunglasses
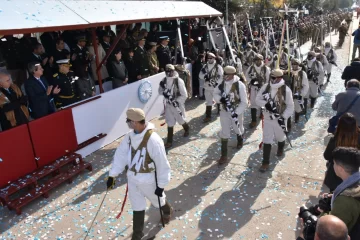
[126,118,132,123]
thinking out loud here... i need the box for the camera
[298,206,318,240]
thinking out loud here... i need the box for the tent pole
[91,28,104,93]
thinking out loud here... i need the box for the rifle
[160,81,184,118]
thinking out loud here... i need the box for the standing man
[199,53,224,123]
[52,59,78,108]
[52,38,70,63]
[71,35,92,77]
[158,64,189,149]
[246,54,270,128]
[107,108,173,240]
[156,36,172,72]
[351,24,360,60]
[324,41,337,83]
[255,69,294,172]
[306,51,324,108]
[242,43,256,70]
[25,62,59,119]
[290,59,309,123]
[213,66,248,164]
[133,37,150,80]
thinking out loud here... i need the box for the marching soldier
[314,46,329,84]
[158,64,189,149]
[338,22,348,47]
[290,59,309,123]
[246,54,270,128]
[305,51,324,109]
[213,66,248,164]
[107,108,173,240]
[289,42,300,60]
[242,43,256,69]
[324,41,337,83]
[255,69,294,172]
[279,47,290,71]
[52,59,78,108]
[225,49,243,75]
[199,53,224,122]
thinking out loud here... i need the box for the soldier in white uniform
[324,41,337,83]
[305,51,324,109]
[225,49,243,74]
[107,108,173,240]
[314,46,329,85]
[279,47,290,71]
[246,54,271,128]
[255,69,294,172]
[289,42,300,60]
[242,43,256,70]
[198,52,224,122]
[158,64,189,148]
[213,66,248,164]
[290,58,309,123]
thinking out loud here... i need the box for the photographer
[319,147,360,239]
[297,215,349,240]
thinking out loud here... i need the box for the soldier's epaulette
[53,73,58,77]
[134,47,138,51]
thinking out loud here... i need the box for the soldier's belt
[59,94,75,99]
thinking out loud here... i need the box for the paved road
[0,16,357,240]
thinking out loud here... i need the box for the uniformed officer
[324,41,337,83]
[214,66,248,164]
[199,52,224,122]
[53,59,79,108]
[305,51,324,108]
[133,36,150,80]
[290,58,309,123]
[255,69,294,172]
[107,108,173,240]
[158,64,189,149]
[156,36,172,72]
[246,54,270,128]
[71,35,92,77]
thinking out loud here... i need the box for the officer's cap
[271,69,284,78]
[159,36,170,41]
[207,52,216,58]
[56,59,71,67]
[224,66,237,75]
[308,51,316,57]
[76,35,87,42]
[254,54,264,61]
[165,64,175,71]
[126,108,145,122]
[137,35,146,42]
[291,58,301,65]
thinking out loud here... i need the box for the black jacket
[24,75,55,119]
[341,61,360,85]
[109,60,128,89]
[133,46,150,76]
[156,45,171,70]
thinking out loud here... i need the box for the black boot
[217,103,220,115]
[182,123,190,137]
[295,112,300,123]
[237,135,243,149]
[132,211,145,240]
[203,106,212,123]
[165,127,173,149]
[259,108,263,119]
[277,141,285,157]
[287,117,292,132]
[199,89,205,100]
[310,97,316,108]
[302,98,308,115]
[260,144,271,172]
[327,73,331,83]
[249,108,257,128]
[218,139,228,165]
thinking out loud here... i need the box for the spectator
[117,31,131,58]
[0,70,29,131]
[139,29,148,39]
[109,49,128,89]
[101,31,111,53]
[351,24,360,60]
[52,38,70,63]
[88,36,109,84]
[76,65,95,100]
[25,62,59,119]
[184,38,199,64]
[341,58,360,85]
[192,53,205,98]
[27,43,53,68]
[147,23,159,43]
[71,35,92,77]
[124,49,137,83]
[297,215,350,240]
[131,23,142,37]
[318,147,360,239]
[40,31,60,54]
[324,113,360,191]
[104,25,116,42]
[157,36,172,72]
[332,80,360,126]
[147,42,159,76]
[133,37,150,80]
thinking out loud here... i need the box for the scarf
[0,84,29,127]
[331,172,360,209]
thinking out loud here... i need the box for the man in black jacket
[341,58,360,87]
[156,36,172,72]
[24,62,60,119]
[133,37,150,80]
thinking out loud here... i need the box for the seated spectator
[25,62,59,119]
[332,80,360,126]
[341,58,360,86]
[76,65,95,100]
[88,36,109,84]
[324,113,360,191]
[0,70,29,131]
[318,147,360,239]
[147,42,159,76]
[109,49,128,89]
[124,49,137,84]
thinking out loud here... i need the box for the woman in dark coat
[109,49,128,89]
[323,112,360,191]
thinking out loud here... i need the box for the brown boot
[295,112,300,123]
[277,141,285,157]
[132,211,145,240]
[165,127,173,149]
[259,164,270,172]
[161,201,173,225]
[218,139,228,165]
[182,123,190,137]
[237,135,243,149]
[249,108,257,128]
[259,144,271,173]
